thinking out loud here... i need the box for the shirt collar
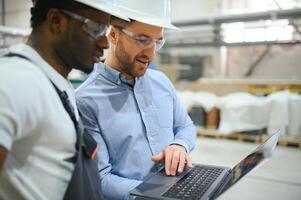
[96,62,136,86]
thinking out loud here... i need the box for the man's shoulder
[145,68,171,84]
[147,68,164,75]
[75,70,108,106]
[75,71,99,95]
[0,44,42,75]
[0,56,55,109]
[75,63,117,95]
[146,68,168,78]
[1,59,47,87]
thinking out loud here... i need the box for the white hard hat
[75,0,129,21]
[118,0,177,29]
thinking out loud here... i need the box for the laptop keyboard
[162,166,223,200]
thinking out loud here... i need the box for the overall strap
[50,82,78,129]
[4,52,30,60]
[49,82,81,151]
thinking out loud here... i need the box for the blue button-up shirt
[75,63,196,200]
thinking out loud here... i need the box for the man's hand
[151,144,192,176]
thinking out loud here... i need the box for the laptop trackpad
[134,176,181,196]
[132,168,189,196]
[135,182,163,194]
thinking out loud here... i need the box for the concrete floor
[190,137,301,200]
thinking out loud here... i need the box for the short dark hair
[110,16,133,28]
[30,0,86,29]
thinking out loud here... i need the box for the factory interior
[0,0,300,200]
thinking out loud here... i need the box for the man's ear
[107,27,119,45]
[46,8,67,35]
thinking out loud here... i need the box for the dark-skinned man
[0,0,128,199]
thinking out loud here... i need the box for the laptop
[130,128,282,200]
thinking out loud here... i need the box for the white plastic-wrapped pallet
[192,91,218,112]
[177,90,218,112]
[216,92,269,134]
[176,90,197,111]
[265,90,290,135]
[287,93,301,138]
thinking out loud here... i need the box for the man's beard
[115,40,147,78]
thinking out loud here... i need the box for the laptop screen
[216,128,281,198]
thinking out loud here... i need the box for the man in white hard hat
[75,0,197,199]
[0,0,128,199]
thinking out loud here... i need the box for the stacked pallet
[197,129,301,148]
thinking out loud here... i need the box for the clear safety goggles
[61,10,111,40]
[115,26,165,51]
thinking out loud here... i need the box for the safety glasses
[60,10,111,40]
[115,26,165,51]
